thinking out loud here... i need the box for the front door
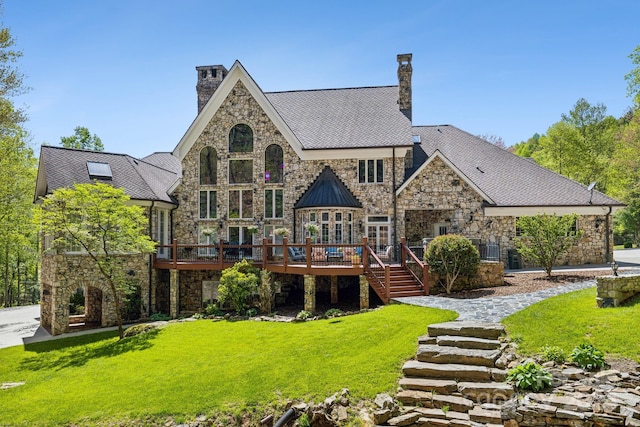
[366,216,390,258]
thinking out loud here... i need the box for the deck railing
[364,239,390,302]
[400,237,429,295]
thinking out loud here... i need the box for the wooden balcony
[153,238,369,276]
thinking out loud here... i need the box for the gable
[294,166,363,209]
[173,61,306,161]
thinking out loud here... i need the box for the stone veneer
[40,252,149,335]
[596,275,640,307]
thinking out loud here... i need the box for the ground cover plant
[503,288,640,361]
[0,304,456,426]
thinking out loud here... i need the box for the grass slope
[503,287,640,360]
[0,304,456,426]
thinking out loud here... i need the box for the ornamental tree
[218,259,259,314]
[515,213,582,277]
[34,182,156,338]
[424,235,480,294]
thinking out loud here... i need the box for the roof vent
[87,161,113,180]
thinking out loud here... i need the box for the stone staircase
[367,265,425,303]
[377,321,515,427]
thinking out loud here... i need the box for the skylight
[86,161,113,179]
[412,135,421,143]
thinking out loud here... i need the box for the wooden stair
[366,264,425,303]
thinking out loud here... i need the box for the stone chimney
[397,54,412,121]
[196,65,228,114]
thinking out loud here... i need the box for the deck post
[330,276,338,304]
[172,239,178,270]
[218,240,224,269]
[359,275,369,309]
[169,269,179,319]
[362,237,369,270]
[283,237,289,267]
[262,238,268,266]
[384,265,391,302]
[400,237,407,268]
[305,237,312,271]
[303,274,316,313]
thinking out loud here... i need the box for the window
[229,159,253,184]
[321,212,330,244]
[157,209,169,258]
[228,226,252,244]
[265,144,284,183]
[264,189,283,218]
[198,227,217,256]
[229,124,253,152]
[229,189,253,218]
[199,190,217,219]
[358,159,384,183]
[199,147,217,185]
[86,161,112,180]
[568,218,579,236]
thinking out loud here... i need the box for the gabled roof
[35,146,180,205]
[294,166,362,209]
[265,86,412,150]
[407,125,623,208]
[173,61,413,161]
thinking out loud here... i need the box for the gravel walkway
[395,279,599,322]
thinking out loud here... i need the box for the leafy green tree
[533,99,617,193]
[34,182,156,338]
[616,188,640,246]
[512,133,541,158]
[424,235,480,294]
[60,126,104,151]
[625,44,640,106]
[218,260,259,314]
[515,214,582,277]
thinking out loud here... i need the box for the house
[35,54,623,335]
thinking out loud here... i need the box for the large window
[265,189,283,219]
[199,190,217,219]
[229,124,253,153]
[358,159,384,183]
[265,144,284,183]
[229,189,253,219]
[200,147,217,185]
[229,159,253,184]
[157,209,169,258]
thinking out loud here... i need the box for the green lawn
[0,304,456,426]
[503,287,640,360]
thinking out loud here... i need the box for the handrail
[364,243,390,301]
[400,237,429,296]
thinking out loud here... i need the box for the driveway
[614,248,640,267]
[0,304,40,349]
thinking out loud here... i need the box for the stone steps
[416,344,501,367]
[377,321,514,427]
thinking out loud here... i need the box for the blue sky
[5,0,640,158]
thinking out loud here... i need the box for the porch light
[611,261,619,276]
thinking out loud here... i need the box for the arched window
[229,124,253,153]
[200,147,217,185]
[264,144,283,183]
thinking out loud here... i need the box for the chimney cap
[397,53,412,64]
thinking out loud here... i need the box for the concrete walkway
[396,268,640,322]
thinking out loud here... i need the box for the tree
[424,235,480,294]
[625,44,640,106]
[34,182,156,338]
[515,214,582,277]
[60,126,104,151]
[512,133,541,158]
[477,133,507,149]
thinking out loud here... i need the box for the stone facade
[40,252,149,335]
[596,275,640,307]
[428,261,504,295]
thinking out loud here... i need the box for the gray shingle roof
[411,125,622,207]
[38,146,180,204]
[265,86,412,149]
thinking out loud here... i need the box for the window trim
[228,158,253,184]
[264,188,284,219]
[358,159,384,183]
[228,188,253,219]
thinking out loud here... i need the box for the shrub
[624,241,633,248]
[325,308,344,318]
[122,323,158,338]
[246,308,258,317]
[204,303,225,317]
[540,345,566,364]
[296,310,312,321]
[149,312,171,321]
[218,260,259,315]
[570,343,606,371]
[424,235,480,294]
[506,361,552,391]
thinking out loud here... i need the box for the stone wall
[428,261,504,295]
[596,275,640,307]
[40,252,150,335]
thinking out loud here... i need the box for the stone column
[304,274,316,313]
[359,275,369,310]
[51,284,69,336]
[170,269,179,319]
[330,276,338,304]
